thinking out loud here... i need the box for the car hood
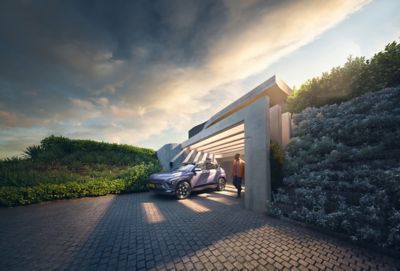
[149,171,191,182]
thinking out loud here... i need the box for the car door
[206,163,218,185]
[190,163,209,188]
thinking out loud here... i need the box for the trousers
[233,176,242,196]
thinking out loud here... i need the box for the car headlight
[167,178,179,184]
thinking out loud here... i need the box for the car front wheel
[216,178,226,191]
[175,181,191,199]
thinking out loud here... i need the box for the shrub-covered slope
[0,136,161,206]
[272,87,400,252]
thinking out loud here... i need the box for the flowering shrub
[271,87,400,252]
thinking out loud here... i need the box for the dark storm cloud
[80,0,228,63]
[0,0,227,122]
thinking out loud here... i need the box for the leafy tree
[23,145,42,159]
[287,41,400,113]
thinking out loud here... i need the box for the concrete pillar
[269,104,282,145]
[281,112,292,147]
[244,97,271,213]
[157,143,179,170]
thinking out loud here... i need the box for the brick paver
[0,185,398,270]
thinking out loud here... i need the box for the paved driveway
[0,185,398,270]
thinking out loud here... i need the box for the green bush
[0,163,161,207]
[22,135,158,166]
[270,142,284,191]
[0,136,160,187]
[287,41,400,113]
[0,136,162,206]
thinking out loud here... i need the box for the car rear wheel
[176,181,191,199]
[216,178,226,191]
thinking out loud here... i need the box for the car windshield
[176,164,195,172]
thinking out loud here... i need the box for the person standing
[232,153,245,198]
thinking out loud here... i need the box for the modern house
[157,75,292,212]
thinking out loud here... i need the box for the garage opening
[185,123,246,198]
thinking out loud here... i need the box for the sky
[0,0,399,158]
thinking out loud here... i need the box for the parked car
[147,161,226,199]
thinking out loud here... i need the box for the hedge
[271,86,400,252]
[0,163,160,207]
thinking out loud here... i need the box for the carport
[177,76,291,213]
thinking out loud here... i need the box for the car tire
[175,181,191,200]
[216,178,226,191]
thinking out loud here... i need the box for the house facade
[157,75,292,212]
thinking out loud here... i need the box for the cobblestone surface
[0,185,398,270]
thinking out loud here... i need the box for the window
[177,164,195,172]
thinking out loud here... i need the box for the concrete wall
[217,159,233,184]
[157,143,182,171]
[268,104,293,147]
[269,104,282,145]
[281,112,292,147]
[244,97,270,212]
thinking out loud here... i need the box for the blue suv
[147,161,227,199]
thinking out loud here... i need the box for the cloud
[135,0,369,114]
[108,0,369,143]
[70,99,96,111]
[0,0,370,158]
[0,127,50,158]
[0,111,17,127]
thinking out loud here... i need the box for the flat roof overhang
[204,75,291,129]
[181,75,291,158]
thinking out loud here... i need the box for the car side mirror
[193,167,202,175]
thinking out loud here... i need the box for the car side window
[198,163,206,171]
[206,163,218,170]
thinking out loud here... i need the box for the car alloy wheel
[217,178,226,191]
[176,181,190,199]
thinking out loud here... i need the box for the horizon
[1,0,400,158]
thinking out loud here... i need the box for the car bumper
[147,182,175,195]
